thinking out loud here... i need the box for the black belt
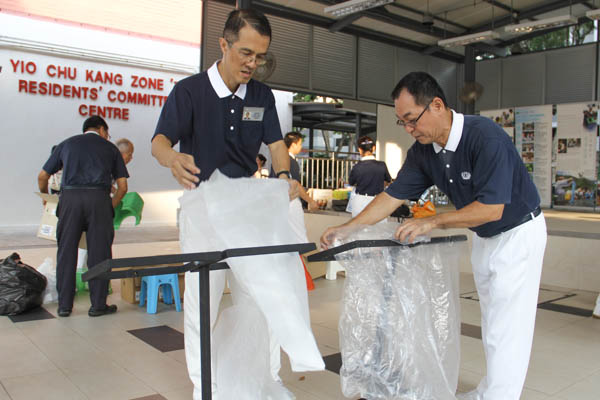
[62,185,110,191]
[355,192,376,197]
[499,206,541,234]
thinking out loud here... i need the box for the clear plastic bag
[37,257,58,304]
[333,223,462,400]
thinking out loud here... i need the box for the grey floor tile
[2,370,86,400]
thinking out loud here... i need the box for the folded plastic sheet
[333,223,461,400]
[179,171,324,373]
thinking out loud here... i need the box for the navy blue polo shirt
[349,157,392,196]
[153,62,283,183]
[386,112,540,237]
[42,132,129,188]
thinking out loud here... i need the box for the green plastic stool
[76,268,112,294]
[113,192,144,230]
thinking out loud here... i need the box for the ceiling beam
[312,0,456,38]
[328,12,364,33]
[481,0,516,14]
[387,2,468,31]
[252,0,465,63]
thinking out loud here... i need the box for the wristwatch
[276,170,291,179]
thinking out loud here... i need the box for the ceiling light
[437,30,499,47]
[504,14,577,34]
[586,9,600,20]
[324,0,394,18]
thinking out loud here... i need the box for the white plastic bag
[179,171,324,393]
[333,223,461,400]
[214,304,294,400]
[37,257,58,304]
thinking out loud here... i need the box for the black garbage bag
[0,253,47,315]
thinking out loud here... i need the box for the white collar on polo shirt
[433,109,464,154]
[84,130,99,135]
[361,155,376,161]
[289,152,296,160]
[208,61,247,100]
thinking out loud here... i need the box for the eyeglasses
[396,101,431,128]
[227,40,267,66]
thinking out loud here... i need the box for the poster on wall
[479,108,514,139]
[554,103,598,208]
[515,106,553,207]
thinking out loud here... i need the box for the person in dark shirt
[321,72,547,400]
[348,135,391,217]
[38,115,128,318]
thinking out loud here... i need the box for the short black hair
[391,72,447,107]
[256,153,266,166]
[82,115,108,133]
[223,9,271,43]
[284,132,303,149]
[357,136,375,153]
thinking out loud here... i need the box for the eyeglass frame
[225,39,267,66]
[396,100,432,128]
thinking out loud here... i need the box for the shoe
[57,308,71,317]
[88,304,117,317]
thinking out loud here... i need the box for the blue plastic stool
[139,274,182,314]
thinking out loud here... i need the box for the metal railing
[297,151,359,189]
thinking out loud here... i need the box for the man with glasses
[321,72,547,400]
[38,115,128,318]
[151,9,305,399]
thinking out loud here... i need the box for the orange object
[300,255,315,291]
[411,201,436,218]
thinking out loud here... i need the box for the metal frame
[82,242,316,400]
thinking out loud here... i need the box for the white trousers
[181,221,281,400]
[470,213,547,400]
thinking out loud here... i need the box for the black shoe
[57,308,71,317]
[88,304,117,317]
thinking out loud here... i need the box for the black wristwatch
[276,170,291,179]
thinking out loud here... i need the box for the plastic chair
[113,192,144,230]
[139,274,182,314]
[75,268,112,294]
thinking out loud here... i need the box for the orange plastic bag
[411,201,436,218]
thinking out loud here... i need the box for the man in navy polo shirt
[321,72,547,400]
[151,9,301,399]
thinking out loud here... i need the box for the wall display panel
[515,105,553,207]
[554,102,598,208]
[357,38,396,104]
[479,108,515,139]
[265,15,310,90]
[312,27,356,97]
[502,53,545,108]
[376,104,414,179]
[545,45,595,105]
[201,1,233,71]
[475,59,501,112]
[428,57,458,109]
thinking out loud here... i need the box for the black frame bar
[307,235,468,262]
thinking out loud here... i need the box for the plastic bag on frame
[333,223,462,400]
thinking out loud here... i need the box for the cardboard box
[120,273,186,304]
[36,193,86,249]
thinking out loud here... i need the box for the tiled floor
[1,216,600,399]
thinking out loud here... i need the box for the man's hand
[307,198,320,211]
[167,151,200,190]
[394,216,438,243]
[320,225,345,250]
[284,177,300,200]
[152,135,200,190]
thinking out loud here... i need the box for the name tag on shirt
[242,107,264,121]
